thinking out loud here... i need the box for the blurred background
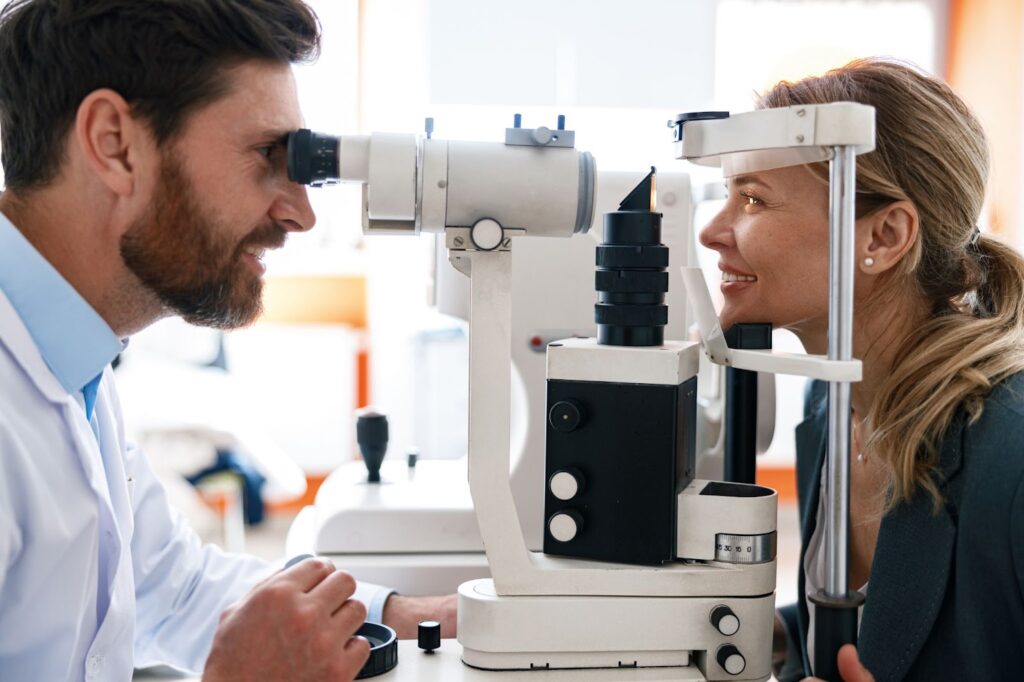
[10,0,1018,562]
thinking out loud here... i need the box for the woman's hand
[802,644,875,682]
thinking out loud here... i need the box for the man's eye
[258,145,275,159]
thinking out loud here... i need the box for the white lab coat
[0,289,272,680]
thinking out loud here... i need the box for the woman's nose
[699,207,734,252]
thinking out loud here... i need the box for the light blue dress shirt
[0,213,392,680]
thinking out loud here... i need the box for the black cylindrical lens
[286,128,341,186]
[595,170,668,347]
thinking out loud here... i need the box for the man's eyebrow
[255,129,294,145]
[729,174,772,190]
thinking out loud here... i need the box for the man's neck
[0,188,164,337]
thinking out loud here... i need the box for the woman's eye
[740,192,763,207]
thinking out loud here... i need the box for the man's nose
[271,181,317,233]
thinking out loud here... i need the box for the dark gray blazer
[778,375,1024,681]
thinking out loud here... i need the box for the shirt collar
[0,211,122,394]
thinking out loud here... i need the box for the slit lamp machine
[284,102,875,681]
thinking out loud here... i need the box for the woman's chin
[719,307,775,331]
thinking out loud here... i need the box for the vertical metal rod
[825,146,856,597]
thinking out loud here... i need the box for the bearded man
[0,2,453,680]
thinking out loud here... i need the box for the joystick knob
[356,409,388,483]
[418,620,441,653]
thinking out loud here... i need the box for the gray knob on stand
[356,409,388,483]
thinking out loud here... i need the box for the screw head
[453,236,465,247]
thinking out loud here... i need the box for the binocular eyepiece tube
[595,168,669,347]
[286,129,341,186]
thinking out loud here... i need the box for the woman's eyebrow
[730,174,773,190]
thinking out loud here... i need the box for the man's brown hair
[0,0,321,191]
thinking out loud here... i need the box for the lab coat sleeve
[126,440,394,673]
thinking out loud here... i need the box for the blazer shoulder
[985,371,1024,423]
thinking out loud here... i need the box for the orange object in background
[947,0,1024,243]
[259,275,369,513]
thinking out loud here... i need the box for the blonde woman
[699,59,1024,681]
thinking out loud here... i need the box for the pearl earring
[863,257,875,267]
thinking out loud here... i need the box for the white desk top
[134,639,707,681]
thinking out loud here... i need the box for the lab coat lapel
[0,292,106,495]
[857,416,965,682]
[1,292,131,637]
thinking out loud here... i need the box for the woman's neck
[792,294,930,420]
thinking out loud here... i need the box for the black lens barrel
[595,197,668,347]
[286,128,340,186]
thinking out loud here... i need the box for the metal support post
[811,145,866,681]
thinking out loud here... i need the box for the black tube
[809,589,866,681]
[723,324,771,483]
[595,169,668,347]
[286,128,341,186]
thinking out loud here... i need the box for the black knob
[710,605,740,636]
[716,644,746,676]
[356,409,388,483]
[353,622,398,678]
[418,620,441,653]
[548,400,585,433]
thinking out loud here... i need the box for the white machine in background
[282,105,872,679]
[285,166,700,595]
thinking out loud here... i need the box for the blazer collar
[797,406,966,682]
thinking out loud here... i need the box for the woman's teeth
[722,272,757,283]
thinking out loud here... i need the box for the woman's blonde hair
[761,58,1024,512]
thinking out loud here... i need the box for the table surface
[134,639,713,681]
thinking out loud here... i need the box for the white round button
[716,645,746,675]
[711,605,740,636]
[548,513,579,542]
[470,218,504,250]
[718,613,740,636]
[723,652,745,675]
[549,471,580,500]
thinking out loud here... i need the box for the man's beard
[120,153,285,329]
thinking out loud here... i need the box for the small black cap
[418,620,441,653]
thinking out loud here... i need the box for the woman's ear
[72,88,153,198]
[858,200,919,274]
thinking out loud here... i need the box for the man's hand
[802,644,875,682]
[382,593,457,640]
[204,558,370,681]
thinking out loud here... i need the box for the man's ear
[858,200,919,274]
[73,88,152,197]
